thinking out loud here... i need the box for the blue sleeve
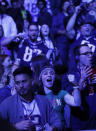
[0,86,11,104]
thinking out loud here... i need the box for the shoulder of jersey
[37,40,43,45]
[21,38,31,45]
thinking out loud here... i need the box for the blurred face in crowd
[80,24,93,37]
[88,1,96,10]
[2,56,12,68]
[28,24,38,41]
[14,74,32,97]
[12,1,20,8]
[38,1,45,10]
[41,24,49,37]
[62,1,70,12]
[41,68,55,89]
[67,5,75,16]
[79,45,92,66]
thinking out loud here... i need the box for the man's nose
[19,82,24,88]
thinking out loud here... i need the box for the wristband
[73,86,79,89]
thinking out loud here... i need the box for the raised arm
[65,6,81,39]
[1,35,18,46]
[66,5,81,32]
[1,33,26,46]
[64,86,81,106]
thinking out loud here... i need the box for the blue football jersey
[17,39,49,66]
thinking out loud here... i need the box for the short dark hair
[74,44,89,63]
[28,22,38,30]
[37,0,47,8]
[13,66,33,78]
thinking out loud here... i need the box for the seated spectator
[0,66,62,131]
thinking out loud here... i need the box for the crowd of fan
[0,0,96,131]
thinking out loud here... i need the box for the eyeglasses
[79,52,92,56]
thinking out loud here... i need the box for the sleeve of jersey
[59,90,68,98]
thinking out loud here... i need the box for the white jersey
[22,99,43,131]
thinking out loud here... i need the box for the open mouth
[44,31,48,34]
[47,78,52,82]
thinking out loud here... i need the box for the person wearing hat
[38,63,81,130]
[0,66,62,131]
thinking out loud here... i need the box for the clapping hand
[79,66,93,90]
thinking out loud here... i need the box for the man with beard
[17,23,52,67]
[0,66,62,131]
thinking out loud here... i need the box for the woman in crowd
[32,59,81,130]
[0,55,20,103]
[40,24,54,49]
[40,23,59,64]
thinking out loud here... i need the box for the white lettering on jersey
[23,46,33,62]
[23,47,43,62]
